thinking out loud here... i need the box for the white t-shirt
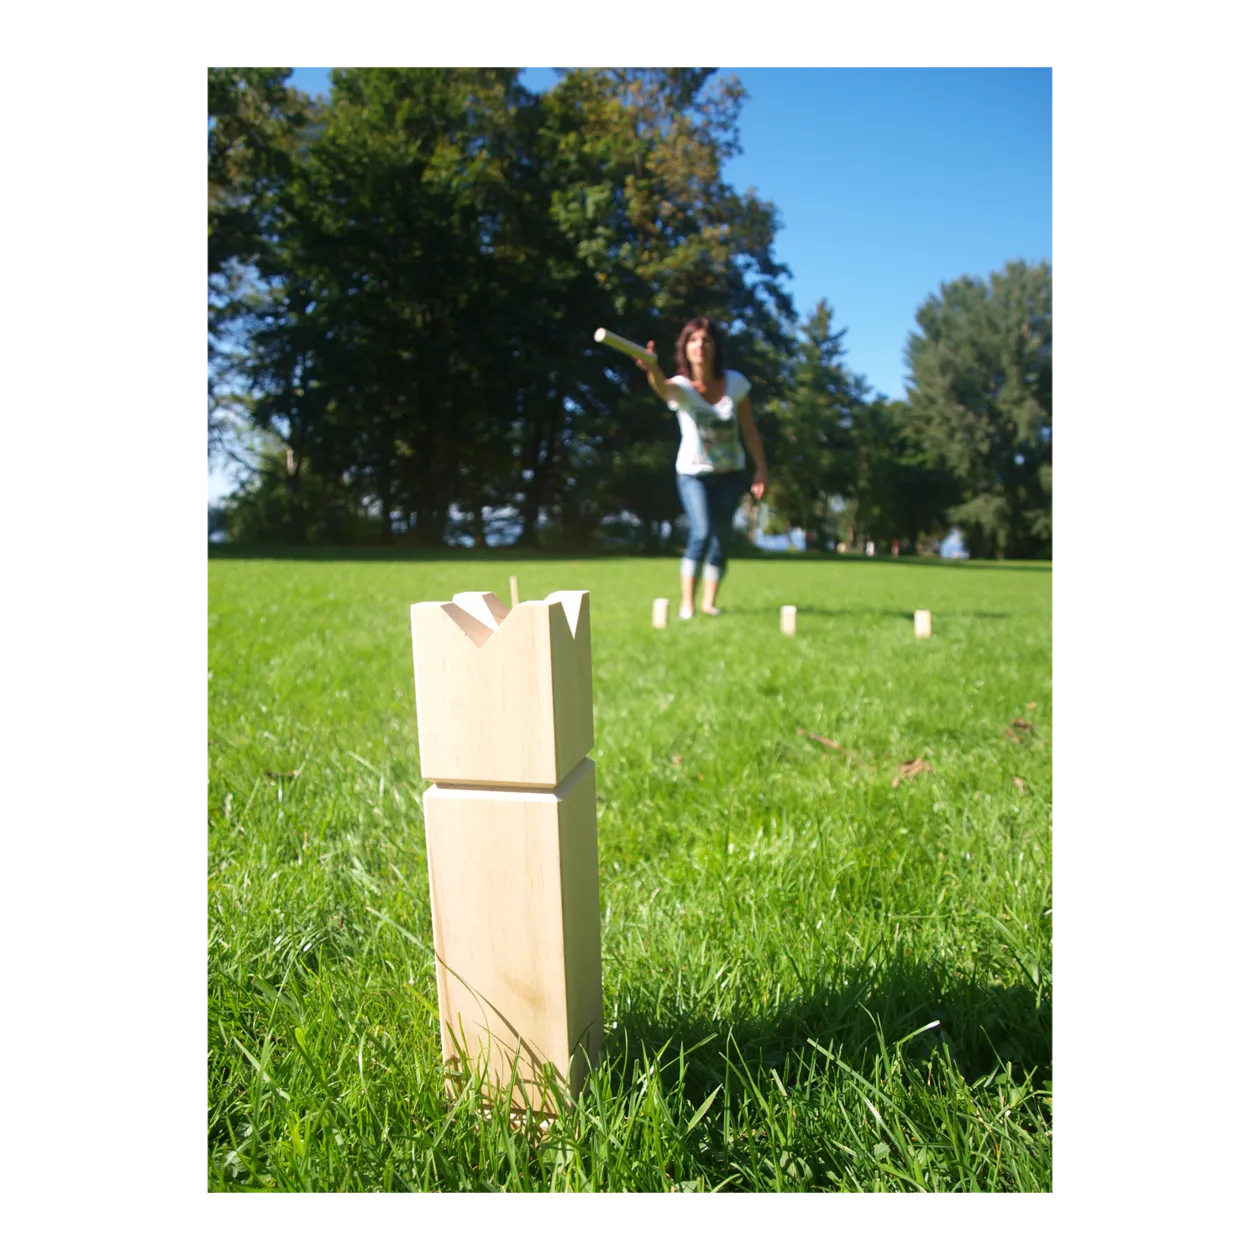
[666,369,751,475]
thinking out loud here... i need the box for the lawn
[208,549,1052,1191]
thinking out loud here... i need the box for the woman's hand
[751,465,768,501]
[637,340,675,403]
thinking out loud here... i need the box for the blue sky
[213,67,1049,504]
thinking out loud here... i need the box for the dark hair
[675,317,726,379]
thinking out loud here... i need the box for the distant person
[635,318,769,618]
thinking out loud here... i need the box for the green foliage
[208,68,310,279]
[222,449,379,545]
[905,261,1052,559]
[839,398,959,551]
[208,68,319,461]
[760,300,862,545]
[758,303,959,553]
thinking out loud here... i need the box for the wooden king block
[410,590,603,1113]
[781,605,797,635]
[652,597,669,628]
[915,609,932,639]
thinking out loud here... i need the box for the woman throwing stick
[635,317,769,618]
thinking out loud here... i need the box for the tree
[759,300,862,546]
[292,68,540,542]
[220,447,377,544]
[208,68,537,543]
[905,260,1052,559]
[839,398,958,552]
[208,69,314,464]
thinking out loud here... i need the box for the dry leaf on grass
[891,758,933,789]
[1026,702,1037,710]
[1014,775,1026,795]
[1011,718,1036,732]
[796,727,867,766]
[671,754,684,767]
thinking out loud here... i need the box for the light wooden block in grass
[915,609,932,639]
[423,760,603,1111]
[780,605,797,635]
[652,597,669,628]
[410,589,603,1113]
[410,591,593,789]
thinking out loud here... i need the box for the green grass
[208,551,1051,1191]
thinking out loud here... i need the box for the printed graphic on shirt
[696,413,744,472]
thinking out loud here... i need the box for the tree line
[209,68,1051,560]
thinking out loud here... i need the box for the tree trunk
[284,457,304,544]
[412,503,446,546]
[378,428,394,543]
[517,406,556,549]
[517,472,541,548]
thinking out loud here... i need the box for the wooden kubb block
[411,590,603,1111]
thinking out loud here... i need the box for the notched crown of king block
[411,590,593,789]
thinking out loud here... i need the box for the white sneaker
[702,607,723,616]
[678,607,695,620]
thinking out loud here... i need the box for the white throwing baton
[594,328,657,364]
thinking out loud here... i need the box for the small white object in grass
[780,605,797,635]
[652,597,669,628]
[915,609,931,638]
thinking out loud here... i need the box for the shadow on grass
[847,557,1048,573]
[208,544,1050,573]
[712,607,1012,622]
[594,955,1051,1189]
[711,606,915,620]
[604,953,1051,1108]
[732,551,1050,573]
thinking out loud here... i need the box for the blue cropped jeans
[677,470,747,581]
